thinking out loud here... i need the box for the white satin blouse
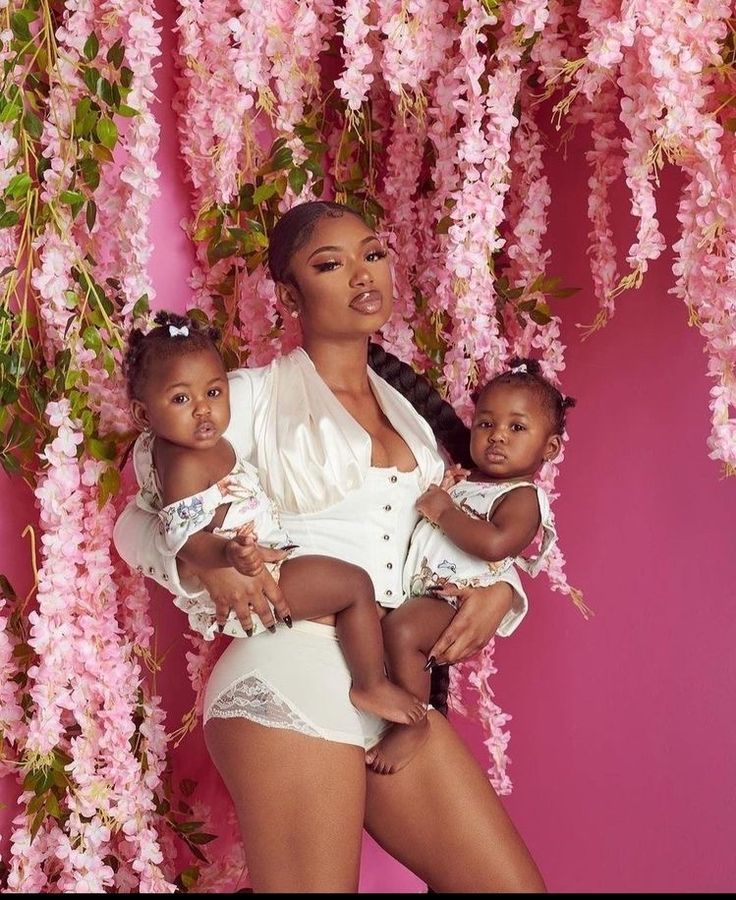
[114,348,445,604]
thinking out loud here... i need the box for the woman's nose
[349,260,372,286]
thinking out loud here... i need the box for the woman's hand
[416,484,455,525]
[196,566,292,635]
[427,581,514,665]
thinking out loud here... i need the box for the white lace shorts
[203,619,388,750]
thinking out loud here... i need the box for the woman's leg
[279,557,426,723]
[364,711,546,893]
[205,718,366,892]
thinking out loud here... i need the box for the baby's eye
[511,423,526,432]
[314,259,340,272]
[366,248,387,262]
[207,388,222,398]
[476,420,493,429]
[172,394,188,404]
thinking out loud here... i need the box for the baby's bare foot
[366,719,430,775]
[350,680,427,725]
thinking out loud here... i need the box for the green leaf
[79,157,100,189]
[59,190,85,206]
[0,575,17,601]
[288,167,307,196]
[0,211,20,229]
[117,104,138,118]
[22,110,43,140]
[96,117,118,149]
[7,173,32,199]
[207,239,238,262]
[82,326,101,353]
[0,102,21,123]
[252,182,277,205]
[83,32,99,61]
[98,465,120,507]
[10,13,31,42]
[107,38,124,68]
[83,67,101,95]
[132,294,149,318]
[88,438,116,461]
[86,200,97,231]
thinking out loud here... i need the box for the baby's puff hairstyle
[123,310,222,401]
[480,356,576,435]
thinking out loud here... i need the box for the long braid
[368,343,473,468]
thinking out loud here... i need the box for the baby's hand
[225,524,264,577]
[416,485,454,525]
[440,464,470,491]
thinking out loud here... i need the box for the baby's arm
[416,484,541,562]
[158,448,260,574]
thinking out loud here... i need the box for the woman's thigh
[364,712,546,893]
[205,718,366,892]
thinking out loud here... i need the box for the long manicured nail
[423,655,436,671]
[281,543,299,551]
[268,624,277,634]
[284,615,293,628]
[245,626,254,637]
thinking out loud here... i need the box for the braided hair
[123,310,222,401]
[367,343,473,468]
[481,356,576,434]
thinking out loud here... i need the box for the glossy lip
[349,289,382,314]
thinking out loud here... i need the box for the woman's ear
[275,281,299,318]
[130,400,150,432]
[544,434,563,463]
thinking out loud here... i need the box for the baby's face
[470,383,559,480]
[134,347,230,451]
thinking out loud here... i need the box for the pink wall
[2,1,735,890]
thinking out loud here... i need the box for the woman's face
[277,212,393,341]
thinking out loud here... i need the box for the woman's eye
[366,248,387,262]
[314,260,340,272]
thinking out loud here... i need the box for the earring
[290,309,299,318]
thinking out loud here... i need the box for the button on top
[384,504,392,511]
[383,534,390,541]
[386,562,393,570]
[390,475,398,483]
[385,590,393,597]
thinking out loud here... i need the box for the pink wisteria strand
[448,642,513,795]
[94,0,161,315]
[334,0,376,117]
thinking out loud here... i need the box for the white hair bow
[168,325,189,338]
[510,363,527,374]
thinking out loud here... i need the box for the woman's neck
[303,337,372,394]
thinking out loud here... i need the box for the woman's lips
[349,290,382,314]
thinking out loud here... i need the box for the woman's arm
[416,484,541,561]
[426,582,515,665]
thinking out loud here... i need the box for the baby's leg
[278,557,426,726]
[368,596,455,775]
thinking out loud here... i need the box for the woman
[114,201,544,892]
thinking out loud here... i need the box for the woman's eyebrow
[307,236,377,261]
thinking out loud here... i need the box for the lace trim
[204,672,322,739]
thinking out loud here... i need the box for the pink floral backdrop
[0,0,734,892]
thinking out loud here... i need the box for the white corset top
[281,466,423,608]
